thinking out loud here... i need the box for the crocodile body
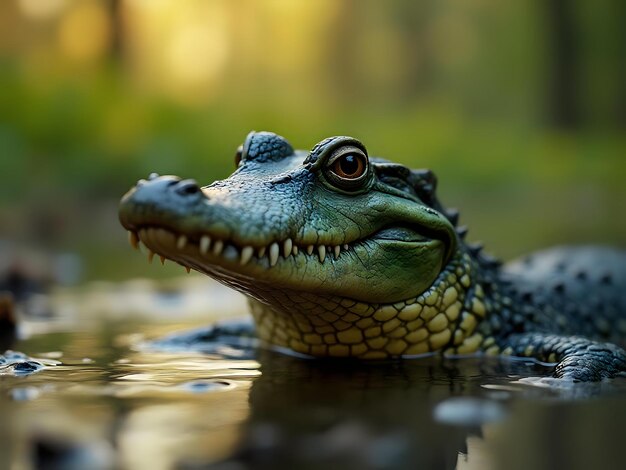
[119,131,626,381]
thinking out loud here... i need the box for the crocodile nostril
[149,172,160,181]
[182,185,199,195]
[176,180,200,196]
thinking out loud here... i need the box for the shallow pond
[1,278,626,470]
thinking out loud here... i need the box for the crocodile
[119,131,626,381]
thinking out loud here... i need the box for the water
[1,280,626,470]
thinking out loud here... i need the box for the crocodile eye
[235,145,243,167]
[333,153,366,179]
[324,146,369,190]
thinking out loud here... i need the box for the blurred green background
[0,0,624,283]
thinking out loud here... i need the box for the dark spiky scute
[456,226,469,239]
[468,243,484,256]
[445,208,460,226]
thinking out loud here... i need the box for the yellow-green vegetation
[0,0,624,280]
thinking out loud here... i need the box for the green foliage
[0,1,624,280]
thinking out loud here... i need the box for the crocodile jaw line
[130,226,359,272]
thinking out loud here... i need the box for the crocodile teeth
[185,266,191,274]
[129,231,140,250]
[132,226,357,270]
[240,246,254,265]
[269,242,280,267]
[318,245,326,263]
[283,238,293,257]
[212,240,224,256]
[200,235,211,255]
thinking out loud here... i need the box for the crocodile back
[503,246,626,345]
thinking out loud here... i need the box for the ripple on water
[433,397,507,426]
[179,379,236,393]
[3,323,626,470]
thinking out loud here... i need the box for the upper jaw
[121,186,444,270]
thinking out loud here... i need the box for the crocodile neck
[248,248,509,358]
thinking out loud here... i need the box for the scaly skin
[119,131,626,381]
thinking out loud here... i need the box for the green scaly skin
[119,131,626,381]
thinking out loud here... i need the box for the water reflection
[2,320,626,470]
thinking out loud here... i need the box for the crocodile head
[120,132,484,358]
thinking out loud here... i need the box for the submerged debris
[0,349,57,377]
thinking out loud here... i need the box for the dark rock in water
[33,433,113,470]
[0,349,49,377]
[13,360,42,374]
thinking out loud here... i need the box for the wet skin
[119,131,626,381]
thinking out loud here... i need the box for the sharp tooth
[292,245,299,255]
[269,242,279,266]
[160,255,166,265]
[343,244,349,250]
[185,266,191,274]
[200,235,211,254]
[129,231,140,250]
[307,245,314,255]
[258,246,266,258]
[241,246,254,265]
[318,245,326,263]
[212,240,224,256]
[334,245,340,259]
[147,250,155,264]
[283,238,293,257]
[177,235,187,250]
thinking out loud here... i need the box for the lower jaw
[131,227,460,356]
[132,226,364,300]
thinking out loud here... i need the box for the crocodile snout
[119,174,205,231]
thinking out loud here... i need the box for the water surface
[1,279,625,470]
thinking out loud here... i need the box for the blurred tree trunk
[544,0,581,129]
[107,0,124,63]
[394,1,436,102]
[614,0,626,126]
[325,0,361,104]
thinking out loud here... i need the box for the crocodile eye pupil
[332,153,366,179]
[340,155,358,175]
